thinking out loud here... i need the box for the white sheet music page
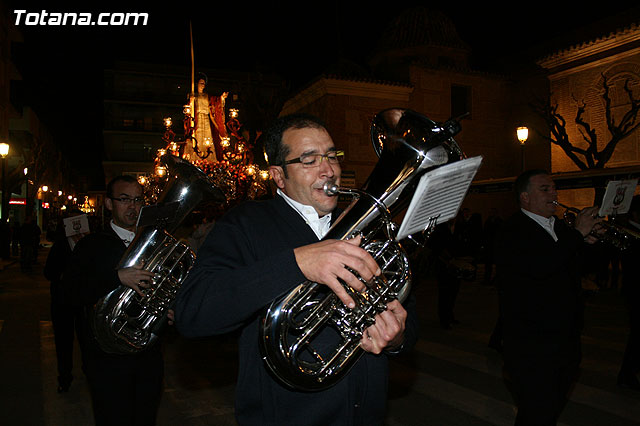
[598,179,638,216]
[63,214,90,237]
[396,156,483,240]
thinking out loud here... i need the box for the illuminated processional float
[138,23,270,212]
[140,87,271,210]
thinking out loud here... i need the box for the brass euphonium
[260,108,465,390]
[92,155,225,354]
[554,201,640,250]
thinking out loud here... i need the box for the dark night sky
[8,1,640,187]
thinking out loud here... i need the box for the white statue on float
[184,72,228,163]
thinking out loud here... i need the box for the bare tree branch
[531,99,590,169]
[530,73,640,171]
[574,100,597,168]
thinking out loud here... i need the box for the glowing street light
[23,167,29,213]
[517,126,529,172]
[517,127,529,145]
[0,143,9,220]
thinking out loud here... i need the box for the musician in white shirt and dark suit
[494,169,601,426]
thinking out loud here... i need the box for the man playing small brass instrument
[618,195,640,390]
[494,169,602,426]
[176,114,417,426]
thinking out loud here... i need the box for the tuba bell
[92,154,225,354]
[260,108,465,390]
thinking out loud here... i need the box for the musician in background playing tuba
[62,176,170,426]
[175,114,418,426]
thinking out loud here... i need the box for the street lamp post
[517,127,529,172]
[23,167,29,215]
[0,143,9,221]
[0,143,9,259]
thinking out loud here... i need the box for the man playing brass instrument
[175,114,417,425]
[63,176,165,426]
[494,169,602,426]
[618,195,640,390]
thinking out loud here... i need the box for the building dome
[375,7,469,52]
[369,7,471,80]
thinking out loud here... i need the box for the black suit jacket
[176,195,418,426]
[62,225,162,360]
[494,211,586,345]
[620,224,640,300]
[62,225,126,307]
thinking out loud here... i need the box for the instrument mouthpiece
[323,180,339,196]
[553,200,581,214]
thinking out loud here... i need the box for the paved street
[1,245,639,426]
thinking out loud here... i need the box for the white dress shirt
[277,189,332,239]
[110,220,136,247]
[521,208,558,241]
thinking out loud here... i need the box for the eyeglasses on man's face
[110,196,145,205]
[283,150,344,168]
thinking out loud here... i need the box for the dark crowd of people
[421,205,503,331]
[0,215,42,272]
[4,113,634,426]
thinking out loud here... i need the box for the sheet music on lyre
[598,179,638,216]
[396,156,483,241]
